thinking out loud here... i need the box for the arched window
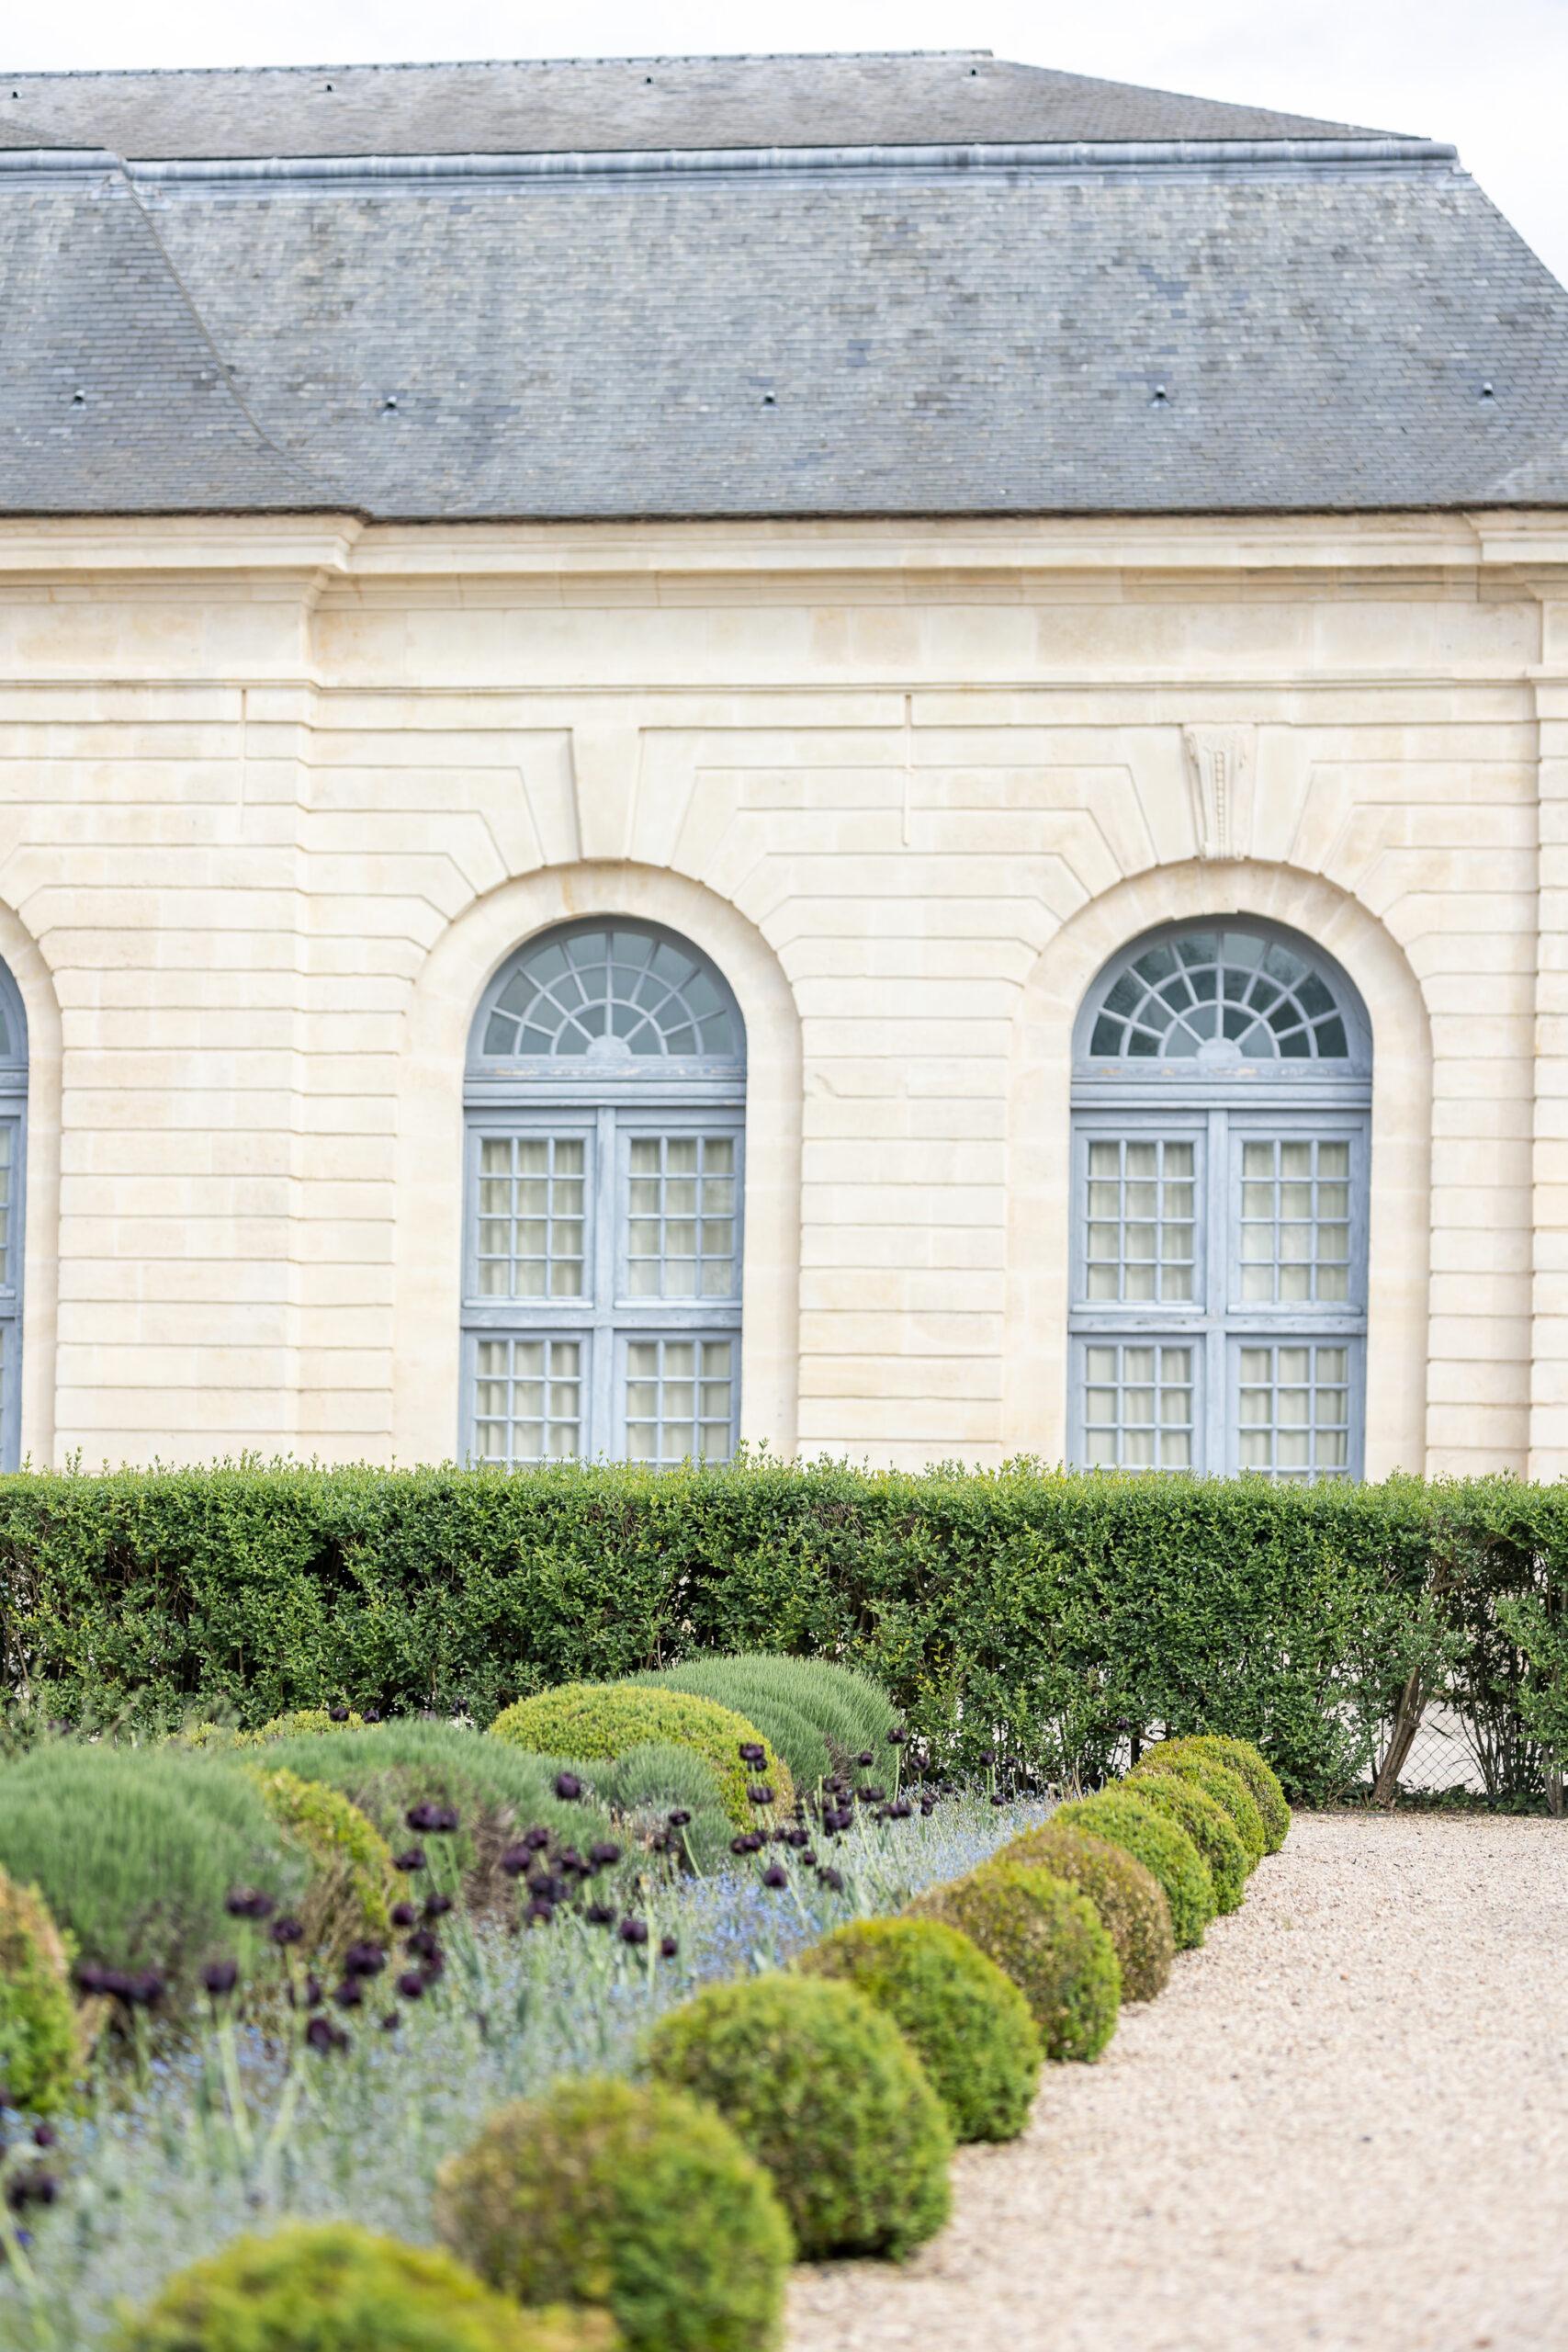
[1069,921,1371,1480]
[462,921,745,1465]
[0,962,27,1470]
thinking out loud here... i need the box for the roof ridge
[0,49,996,84]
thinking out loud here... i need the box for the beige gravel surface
[788,1812,1568,2352]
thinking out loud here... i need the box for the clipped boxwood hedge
[645,1973,953,2259]
[112,2222,617,2352]
[1169,1736,1292,1852]
[9,1458,1560,1804]
[1140,1744,1269,1864]
[908,1863,1120,2062]
[797,1916,1041,2143]
[490,1685,791,1829]
[247,1767,395,1959]
[1054,1792,1216,1951]
[435,2075,793,2352]
[994,1820,1173,2002]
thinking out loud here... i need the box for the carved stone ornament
[1181,724,1258,862]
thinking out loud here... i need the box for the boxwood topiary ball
[111,2221,619,2352]
[488,1685,792,1829]
[434,2075,793,2352]
[994,1821,1174,2002]
[796,1915,1042,2142]
[1123,1770,1247,1914]
[1142,1744,1270,1864]
[1053,1792,1215,1951]
[908,1864,1120,2062]
[644,1973,953,2259]
[246,1767,395,1962]
[1173,1736,1292,1852]
[0,1871,90,2115]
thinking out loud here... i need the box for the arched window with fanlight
[0,961,27,1470]
[1069,920,1371,1480]
[462,920,745,1465]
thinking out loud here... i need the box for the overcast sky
[6,0,1565,286]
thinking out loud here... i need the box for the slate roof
[1,50,1565,520]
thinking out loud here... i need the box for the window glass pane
[470,1335,583,1466]
[1231,1134,1363,1309]
[1078,1340,1196,1474]
[624,1335,735,1467]
[1085,926,1357,1063]
[471,1132,589,1303]
[1077,1136,1200,1306]
[1232,1340,1353,1481]
[477,922,743,1061]
[622,1133,742,1302]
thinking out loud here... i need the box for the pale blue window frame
[461,921,745,1465]
[1068,920,1371,1480]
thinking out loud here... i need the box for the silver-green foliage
[631,1653,897,1785]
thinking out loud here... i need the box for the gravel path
[789,1812,1568,2352]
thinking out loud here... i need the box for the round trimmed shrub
[995,1821,1173,2002]
[908,1864,1120,2061]
[490,1686,791,1829]
[0,1871,89,2114]
[245,1709,371,1744]
[1124,1770,1247,1914]
[435,2075,793,2352]
[796,1915,1041,2142]
[644,1973,952,2258]
[1137,1750,1266,1869]
[112,2222,617,2352]
[1054,1792,1215,1951]
[1177,1735,1292,1852]
[586,1743,733,1874]
[248,1767,395,1958]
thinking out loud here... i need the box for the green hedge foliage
[994,1821,1174,2002]
[908,1864,1121,2062]
[796,1916,1041,2143]
[644,1974,953,2260]
[490,1685,791,1829]
[4,1460,1565,1802]
[435,2076,793,2352]
[0,1871,88,2114]
[0,1747,306,1991]
[112,2222,618,2352]
[1054,1792,1216,1951]
[1122,1771,1247,1915]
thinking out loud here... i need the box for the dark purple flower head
[418,1951,446,1984]
[328,1704,351,1723]
[558,1848,587,1876]
[422,1894,454,1922]
[522,1825,551,1851]
[379,2009,400,2030]
[202,1959,240,1999]
[332,1978,364,2009]
[499,1845,531,1879]
[73,1962,113,1997]
[856,1751,875,1769]
[6,2169,58,2213]
[919,1796,936,1816]
[989,1792,1007,1808]
[126,1969,167,2009]
[553,1771,583,1802]
[729,1832,764,1856]
[389,1900,418,1929]
[660,1934,679,1960]
[302,1974,324,2009]
[343,1941,387,1979]
[738,1741,766,1766]
[801,1849,818,1867]
[395,1969,425,2000]
[588,1839,623,1868]
[405,1801,458,1836]
[784,1826,810,1849]
[667,1808,692,1828]
[818,1866,845,1893]
[304,2015,348,2054]
[392,1848,427,1874]
[887,1726,908,1747]
[225,1887,276,1922]
[269,1917,306,1948]
[889,1797,914,1820]
[363,1710,383,1725]
[761,1864,789,1889]
[857,1785,886,1805]
[405,1927,441,1962]
[30,2125,56,2152]
[746,1784,775,1808]
[526,1897,555,1926]
[585,1902,615,1928]
[617,1917,649,1947]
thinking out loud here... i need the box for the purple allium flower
[660,1934,679,1959]
[818,1866,845,1893]
[328,1704,351,1723]
[667,1808,692,1828]
[889,1797,914,1819]
[304,2015,348,2054]
[856,1751,875,1768]
[746,1784,775,1808]
[919,1797,936,1816]
[761,1864,788,1889]
[887,1726,908,1746]
[363,1710,383,1724]
[202,1960,240,1998]
[989,1792,1007,1808]
[729,1832,764,1856]
[343,1941,387,1979]
[553,1771,582,1801]
[858,1785,886,1804]
[31,2125,55,2151]
[558,1848,587,1876]
[801,1849,818,1867]
[224,1887,276,1922]
[380,2009,400,2030]
[499,1846,531,1878]
[585,1902,615,1928]
[126,1969,166,2008]
[389,1901,418,1929]
[395,1970,425,2000]
[423,1893,455,1920]
[526,1897,555,1926]
[405,1928,441,1962]
[393,1848,427,1873]
[332,1978,364,2009]
[617,1917,649,1946]
[738,1741,766,1766]
[588,1839,622,1868]
[269,1917,306,1947]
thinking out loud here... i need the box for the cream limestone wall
[0,509,1562,1476]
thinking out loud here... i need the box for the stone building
[1,50,1567,1476]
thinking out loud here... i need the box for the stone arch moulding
[0,899,62,1469]
[391,862,803,1465]
[1003,859,1434,1478]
